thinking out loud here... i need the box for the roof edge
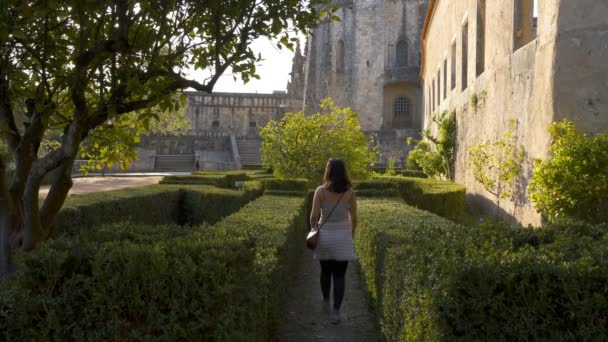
[420,0,438,81]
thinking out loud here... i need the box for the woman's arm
[348,190,358,238]
[309,187,322,230]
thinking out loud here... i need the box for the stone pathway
[39,176,162,197]
[277,244,381,342]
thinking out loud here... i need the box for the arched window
[396,40,408,67]
[336,39,345,72]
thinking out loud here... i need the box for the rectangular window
[437,69,441,107]
[513,0,537,51]
[451,42,456,90]
[476,0,486,76]
[462,21,469,91]
[432,79,436,113]
[443,59,448,100]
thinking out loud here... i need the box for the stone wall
[185,91,301,139]
[421,0,608,226]
[305,0,428,131]
[303,0,429,164]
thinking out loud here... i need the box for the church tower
[302,0,429,165]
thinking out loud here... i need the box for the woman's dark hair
[323,158,352,193]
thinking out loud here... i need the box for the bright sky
[187,37,298,94]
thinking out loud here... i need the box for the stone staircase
[154,155,196,171]
[236,140,262,166]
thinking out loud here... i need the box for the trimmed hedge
[161,172,251,189]
[372,167,427,179]
[203,194,308,339]
[52,182,264,237]
[356,198,608,341]
[0,193,308,340]
[0,231,258,340]
[355,176,466,222]
[261,178,309,192]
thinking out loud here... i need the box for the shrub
[161,172,251,188]
[529,119,608,224]
[0,234,258,340]
[1,192,308,340]
[260,98,379,180]
[469,118,524,218]
[355,176,466,222]
[398,169,427,178]
[356,198,608,341]
[52,182,264,237]
[261,178,309,192]
[407,110,456,180]
[205,194,309,339]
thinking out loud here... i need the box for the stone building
[421,0,608,225]
[135,45,306,172]
[302,0,430,165]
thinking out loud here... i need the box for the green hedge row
[203,194,308,339]
[0,193,308,340]
[355,176,466,222]
[161,173,251,188]
[52,181,264,237]
[372,167,427,179]
[0,227,258,340]
[355,197,608,341]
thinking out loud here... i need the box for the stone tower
[302,0,429,165]
[287,40,306,102]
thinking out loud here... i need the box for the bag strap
[317,191,345,232]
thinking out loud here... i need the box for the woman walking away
[309,158,358,324]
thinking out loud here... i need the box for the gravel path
[277,244,381,342]
[39,176,162,197]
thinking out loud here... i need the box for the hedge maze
[1,172,607,340]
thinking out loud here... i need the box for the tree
[407,110,455,180]
[469,119,524,219]
[529,120,608,224]
[77,94,192,173]
[260,98,378,181]
[0,0,333,276]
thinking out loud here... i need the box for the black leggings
[319,260,348,310]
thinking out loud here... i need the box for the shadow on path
[277,244,381,342]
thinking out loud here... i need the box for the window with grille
[395,97,410,117]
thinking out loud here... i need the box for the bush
[529,119,608,224]
[0,234,258,340]
[161,172,251,189]
[206,194,308,339]
[355,176,466,222]
[52,182,264,237]
[356,198,608,341]
[398,169,427,178]
[261,178,309,192]
[260,98,379,180]
[1,192,308,340]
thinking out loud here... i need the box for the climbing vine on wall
[407,111,456,180]
[469,118,524,218]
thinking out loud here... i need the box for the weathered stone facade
[302,0,429,165]
[421,0,608,225]
[184,91,299,139]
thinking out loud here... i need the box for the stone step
[236,140,262,165]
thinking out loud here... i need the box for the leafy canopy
[260,98,378,181]
[529,120,608,224]
[0,0,334,252]
[407,111,455,180]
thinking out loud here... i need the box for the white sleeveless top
[314,187,356,261]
